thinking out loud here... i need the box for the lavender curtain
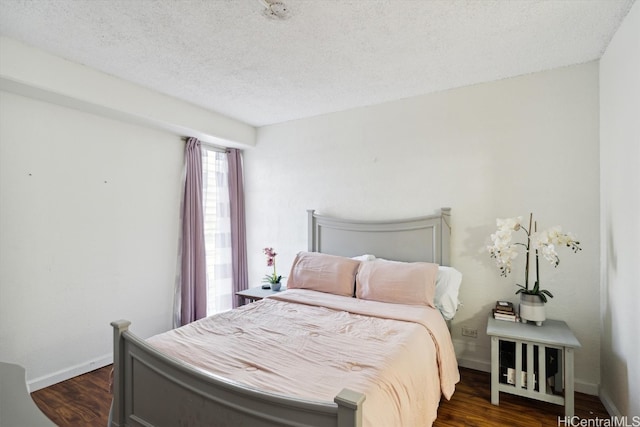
[179,138,207,325]
[227,148,249,308]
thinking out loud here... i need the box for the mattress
[148,289,459,427]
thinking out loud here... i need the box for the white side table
[486,317,581,416]
[236,286,287,304]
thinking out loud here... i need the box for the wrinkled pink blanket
[148,289,459,427]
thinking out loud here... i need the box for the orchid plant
[487,213,582,302]
[262,247,282,284]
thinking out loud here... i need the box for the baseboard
[27,353,112,392]
[575,379,599,396]
[457,356,490,373]
[456,356,600,396]
[599,388,621,417]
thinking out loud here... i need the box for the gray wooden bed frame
[110,208,451,427]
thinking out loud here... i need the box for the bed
[110,208,460,427]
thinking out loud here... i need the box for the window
[202,147,233,315]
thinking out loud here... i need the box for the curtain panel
[227,148,249,307]
[178,138,207,326]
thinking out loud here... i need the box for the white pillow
[435,266,462,320]
[351,254,376,261]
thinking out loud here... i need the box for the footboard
[111,320,365,427]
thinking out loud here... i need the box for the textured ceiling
[0,0,635,127]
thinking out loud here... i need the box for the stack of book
[493,301,519,322]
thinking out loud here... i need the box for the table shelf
[487,317,581,416]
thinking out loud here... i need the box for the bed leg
[334,388,366,427]
[110,320,131,427]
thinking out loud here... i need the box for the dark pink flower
[262,246,282,284]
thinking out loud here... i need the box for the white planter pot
[519,293,546,326]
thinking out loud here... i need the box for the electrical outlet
[461,327,478,338]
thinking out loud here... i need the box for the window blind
[202,147,233,315]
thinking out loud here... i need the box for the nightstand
[486,317,581,416]
[236,286,286,304]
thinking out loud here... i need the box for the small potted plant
[262,247,283,291]
[487,213,581,325]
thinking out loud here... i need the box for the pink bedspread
[148,289,459,427]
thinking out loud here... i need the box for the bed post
[110,320,131,427]
[307,209,316,252]
[334,388,366,427]
[440,207,451,267]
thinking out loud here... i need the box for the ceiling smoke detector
[259,0,290,20]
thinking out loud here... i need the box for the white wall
[0,37,256,390]
[599,0,640,417]
[244,62,601,393]
[0,91,183,389]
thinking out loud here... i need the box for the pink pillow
[356,259,438,307]
[287,252,361,296]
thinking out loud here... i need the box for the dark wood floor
[435,368,608,427]
[31,365,112,426]
[31,366,608,426]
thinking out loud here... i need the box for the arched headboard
[307,208,451,266]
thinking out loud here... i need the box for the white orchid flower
[496,216,522,232]
[487,213,582,300]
